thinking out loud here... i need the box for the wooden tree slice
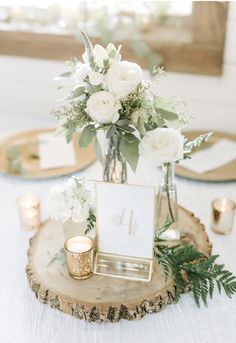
[26,207,211,323]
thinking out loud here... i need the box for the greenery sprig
[183,132,213,158]
[85,210,96,235]
[154,218,236,306]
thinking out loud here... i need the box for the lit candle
[17,193,41,231]
[211,198,236,235]
[64,236,94,280]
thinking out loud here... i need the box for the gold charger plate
[176,130,236,182]
[0,128,96,179]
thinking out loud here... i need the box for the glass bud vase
[103,138,127,184]
[156,162,180,240]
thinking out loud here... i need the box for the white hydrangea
[47,178,95,224]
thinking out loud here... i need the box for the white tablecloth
[0,118,236,343]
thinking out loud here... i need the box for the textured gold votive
[64,236,94,280]
[17,193,41,231]
[211,198,236,235]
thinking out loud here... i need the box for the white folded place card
[94,182,156,282]
[180,139,236,174]
[38,133,76,170]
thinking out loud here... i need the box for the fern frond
[154,240,236,307]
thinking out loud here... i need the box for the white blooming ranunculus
[105,61,143,98]
[86,91,121,124]
[88,70,104,86]
[73,64,88,85]
[139,128,184,166]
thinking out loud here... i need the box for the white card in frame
[94,182,156,282]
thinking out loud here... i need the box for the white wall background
[0,2,236,133]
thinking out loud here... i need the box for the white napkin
[38,133,76,170]
[180,139,236,174]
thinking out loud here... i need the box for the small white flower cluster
[47,178,95,224]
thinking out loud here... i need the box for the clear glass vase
[103,138,127,184]
[156,162,180,240]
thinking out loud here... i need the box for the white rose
[73,64,88,85]
[86,91,121,124]
[139,128,184,166]
[88,70,104,86]
[105,61,143,98]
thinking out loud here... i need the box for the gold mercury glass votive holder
[64,236,94,280]
[211,198,236,235]
[17,193,41,231]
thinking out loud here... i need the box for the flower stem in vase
[156,162,180,240]
[103,137,127,184]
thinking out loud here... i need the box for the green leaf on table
[79,125,96,148]
[47,248,67,268]
[119,134,139,172]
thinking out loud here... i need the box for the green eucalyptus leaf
[119,126,135,133]
[120,135,139,172]
[155,116,166,127]
[137,116,146,137]
[72,86,85,98]
[112,133,119,149]
[65,128,76,144]
[106,126,116,139]
[79,125,96,148]
[94,136,104,164]
[154,96,176,112]
[157,108,179,121]
[116,119,130,127]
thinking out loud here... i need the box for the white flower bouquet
[53,32,200,182]
[47,178,95,234]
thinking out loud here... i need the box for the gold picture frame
[94,182,156,282]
